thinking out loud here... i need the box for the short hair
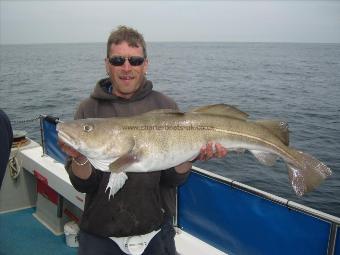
[107,25,147,58]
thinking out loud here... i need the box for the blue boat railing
[178,167,340,255]
[40,115,340,255]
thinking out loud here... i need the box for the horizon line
[1,40,340,46]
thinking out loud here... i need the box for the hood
[90,78,153,103]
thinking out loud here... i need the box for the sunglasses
[108,56,145,66]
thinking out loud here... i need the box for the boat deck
[0,207,227,255]
[0,208,76,255]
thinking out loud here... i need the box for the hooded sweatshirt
[67,78,189,237]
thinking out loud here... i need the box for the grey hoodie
[66,78,189,237]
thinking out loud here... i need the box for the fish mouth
[56,127,79,150]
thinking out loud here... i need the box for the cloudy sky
[1,1,340,44]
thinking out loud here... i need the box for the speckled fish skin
[57,104,332,196]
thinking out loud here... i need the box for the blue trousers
[77,218,177,255]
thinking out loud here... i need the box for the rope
[10,116,40,124]
[7,113,68,179]
[10,114,68,125]
[8,140,28,180]
[8,156,20,179]
[7,113,67,179]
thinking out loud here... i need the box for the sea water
[0,42,339,217]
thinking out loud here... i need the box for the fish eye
[83,124,93,133]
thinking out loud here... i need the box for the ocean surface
[0,42,339,218]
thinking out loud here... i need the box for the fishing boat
[1,115,339,255]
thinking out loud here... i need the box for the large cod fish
[57,104,332,198]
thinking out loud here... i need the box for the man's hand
[175,142,228,174]
[58,139,91,179]
[58,139,82,158]
[197,142,228,161]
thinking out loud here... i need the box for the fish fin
[250,150,278,166]
[190,104,249,120]
[87,158,114,171]
[254,120,290,146]
[142,109,184,115]
[287,149,332,196]
[87,137,136,172]
[105,172,128,199]
[109,151,140,173]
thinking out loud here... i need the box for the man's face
[105,41,148,99]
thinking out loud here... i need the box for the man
[59,25,226,255]
[0,109,13,188]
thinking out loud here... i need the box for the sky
[1,1,340,44]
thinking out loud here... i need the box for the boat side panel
[178,171,331,255]
[335,226,340,255]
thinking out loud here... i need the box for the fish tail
[286,148,332,196]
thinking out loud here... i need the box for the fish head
[56,118,118,159]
